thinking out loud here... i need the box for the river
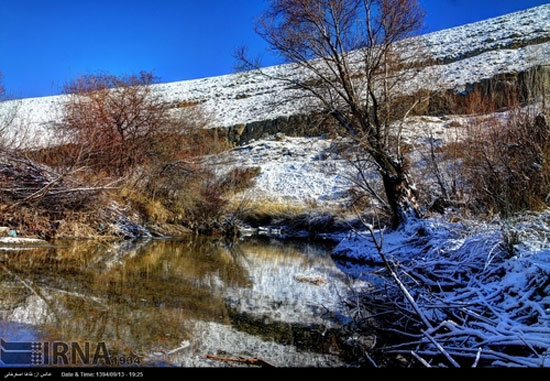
[0,237,370,368]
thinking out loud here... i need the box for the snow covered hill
[213,136,351,204]
[2,4,550,147]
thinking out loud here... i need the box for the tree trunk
[380,159,421,228]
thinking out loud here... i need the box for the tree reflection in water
[0,237,352,367]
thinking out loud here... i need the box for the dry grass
[230,198,309,221]
[118,187,173,224]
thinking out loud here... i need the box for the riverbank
[3,159,549,368]
[331,213,550,367]
[0,143,356,243]
[0,147,256,242]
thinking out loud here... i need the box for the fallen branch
[365,224,460,368]
[346,218,550,367]
[4,173,65,211]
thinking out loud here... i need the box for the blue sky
[0,0,548,99]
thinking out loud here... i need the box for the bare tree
[58,71,176,176]
[239,0,427,227]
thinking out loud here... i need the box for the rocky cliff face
[3,4,550,147]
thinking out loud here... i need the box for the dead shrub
[2,69,252,238]
[462,108,550,215]
[57,72,176,176]
[422,83,550,217]
[43,70,241,233]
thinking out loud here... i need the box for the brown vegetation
[57,72,178,176]
[0,71,259,239]
[0,150,116,239]
[418,85,550,218]
[461,102,550,215]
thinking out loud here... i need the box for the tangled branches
[343,219,550,367]
[0,151,113,211]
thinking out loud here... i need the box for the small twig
[365,352,379,368]
[411,351,432,368]
[46,186,120,195]
[472,348,482,368]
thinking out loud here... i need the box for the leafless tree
[58,71,177,176]
[239,0,427,227]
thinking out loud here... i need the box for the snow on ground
[213,136,352,205]
[333,213,550,271]
[1,4,549,145]
[509,210,550,252]
[332,215,550,366]
[332,218,457,263]
[418,4,550,63]
[213,108,520,207]
[211,108,533,207]
[420,41,550,94]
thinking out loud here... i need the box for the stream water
[0,237,369,368]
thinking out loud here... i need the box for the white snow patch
[333,214,550,366]
[214,136,352,205]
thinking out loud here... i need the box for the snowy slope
[2,4,549,142]
[419,4,550,63]
[213,136,351,204]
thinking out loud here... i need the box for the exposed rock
[427,64,550,115]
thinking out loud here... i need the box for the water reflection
[0,238,354,367]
